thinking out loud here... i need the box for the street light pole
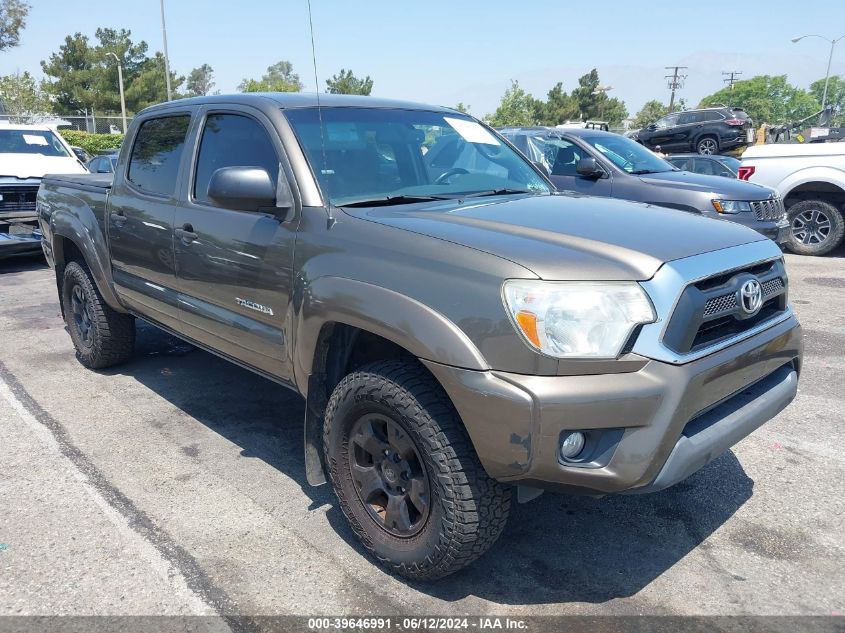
[107,52,127,133]
[791,34,844,110]
[160,0,173,101]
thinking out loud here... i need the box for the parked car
[38,93,801,580]
[636,107,754,155]
[86,151,119,174]
[666,153,741,178]
[740,142,845,255]
[0,123,86,257]
[499,127,787,243]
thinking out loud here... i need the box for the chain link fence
[54,114,133,135]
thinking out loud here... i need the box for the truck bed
[41,173,113,191]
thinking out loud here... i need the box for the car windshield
[284,107,551,206]
[0,129,71,157]
[581,134,675,174]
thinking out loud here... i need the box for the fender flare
[294,276,489,393]
[49,198,126,313]
[295,276,489,486]
[776,167,845,202]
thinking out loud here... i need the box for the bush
[59,130,124,155]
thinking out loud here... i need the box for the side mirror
[207,166,277,212]
[532,161,550,177]
[576,157,603,179]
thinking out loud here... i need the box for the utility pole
[107,52,128,133]
[722,70,742,91]
[665,66,688,112]
[160,0,173,101]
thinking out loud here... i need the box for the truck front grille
[0,186,39,214]
[662,259,789,355]
[750,198,785,221]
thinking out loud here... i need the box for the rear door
[108,112,193,331]
[173,105,298,382]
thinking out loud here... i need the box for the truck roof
[140,92,457,116]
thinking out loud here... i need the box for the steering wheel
[435,167,469,185]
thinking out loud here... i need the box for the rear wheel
[785,199,844,256]
[323,360,511,580]
[62,260,135,368]
[696,136,719,155]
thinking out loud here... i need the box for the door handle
[175,224,198,243]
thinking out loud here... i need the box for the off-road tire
[62,260,135,369]
[696,135,719,155]
[324,360,511,580]
[785,199,845,256]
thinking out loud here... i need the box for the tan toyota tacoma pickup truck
[37,94,802,580]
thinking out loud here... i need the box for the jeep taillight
[725,118,745,126]
[737,166,755,181]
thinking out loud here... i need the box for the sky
[2,0,844,119]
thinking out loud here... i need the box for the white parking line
[0,376,223,621]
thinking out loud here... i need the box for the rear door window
[127,115,191,196]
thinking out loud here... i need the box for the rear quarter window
[127,115,191,196]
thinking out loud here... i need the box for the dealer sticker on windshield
[444,117,500,146]
[22,134,49,146]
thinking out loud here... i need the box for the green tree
[698,75,819,125]
[325,68,373,95]
[0,0,29,51]
[40,32,96,112]
[810,75,845,126]
[568,69,627,124]
[41,28,180,114]
[186,63,215,97]
[453,102,470,113]
[486,80,538,127]
[0,71,50,120]
[542,82,579,125]
[124,52,183,111]
[632,100,668,129]
[239,60,302,93]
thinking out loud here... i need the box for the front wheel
[785,199,845,256]
[324,360,511,580]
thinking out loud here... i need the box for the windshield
[284,107,550,206]
[581,134,674,174]
[0,129,71,158]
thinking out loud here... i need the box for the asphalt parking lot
[0,250,843,620]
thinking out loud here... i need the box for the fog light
[560,432,586,460]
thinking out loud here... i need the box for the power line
[722,70,743,91]
[665,66,688,112]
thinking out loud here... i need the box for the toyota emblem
[740,279,763,315]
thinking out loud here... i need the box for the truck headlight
[712,200,752,214]
[503,280,656,359]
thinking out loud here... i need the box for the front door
[173,107,297,382]
[546,138,613,197]
[108,113,192,331]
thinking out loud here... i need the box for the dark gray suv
[500,127,787,243]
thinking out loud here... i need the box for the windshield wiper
[630,169,670,175]
[459,188,534,198]
[339,195,451,208]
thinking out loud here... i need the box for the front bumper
[719,214,788,244]
[423,314,801,496]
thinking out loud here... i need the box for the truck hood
[638,170,775,200]
[343,193,767,281]
[0,154,86,179]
